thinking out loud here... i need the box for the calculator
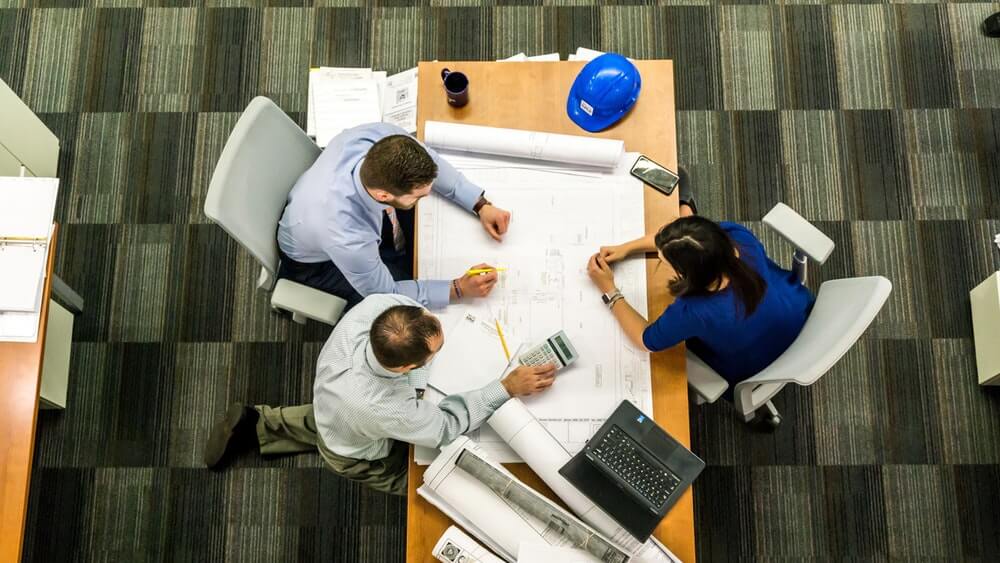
[518,330,579,370]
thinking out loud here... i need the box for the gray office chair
[205,96,347,325]
[686,203,892,426]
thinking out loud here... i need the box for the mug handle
[441,68,451,81]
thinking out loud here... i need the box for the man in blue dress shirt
[277,122,512,310]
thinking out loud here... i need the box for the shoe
[204,404,259,469]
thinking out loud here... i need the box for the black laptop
[558,400,705,542]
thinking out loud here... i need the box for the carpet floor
[2,1,999,561]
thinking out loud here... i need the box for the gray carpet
[2,1,999,561]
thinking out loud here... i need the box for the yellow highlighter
[494,320,511,361]
[467,267,507,275]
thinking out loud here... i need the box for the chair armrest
[762,203,834,265]
[271,279,347,326]
[686,351,729,405]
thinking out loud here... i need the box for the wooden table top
[0,224,57,563]
[407,60,693,563]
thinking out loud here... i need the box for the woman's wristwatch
[601,289,624,309]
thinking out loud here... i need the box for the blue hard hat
[567,53,642,132]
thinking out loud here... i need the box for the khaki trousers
[254,404,409,496]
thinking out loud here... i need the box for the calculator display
[553,336,573,361]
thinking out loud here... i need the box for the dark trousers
[277,209,415,311]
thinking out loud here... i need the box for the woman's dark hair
[654,216,766,317]
[370,305,443,369]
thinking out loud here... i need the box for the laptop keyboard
[588,426,682,508]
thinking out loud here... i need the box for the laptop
[558,400,705,542]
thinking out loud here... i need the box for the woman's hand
[587,253,617,294]
[598,244,630,264]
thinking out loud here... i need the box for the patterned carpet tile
[2,2,999,562]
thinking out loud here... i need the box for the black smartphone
[630,155,680,196]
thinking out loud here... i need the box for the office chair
[205,96,347,326]
[685,203,892,427]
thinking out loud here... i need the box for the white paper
[572,47,635,63]
[424,122,624,169]
[434,526,506,563]
[423,438,606,563]
[526,53,560,62]
[0,286,43,343]
[313,80,381,148]
[382,67,418,133]
[428,306,523,396]
[420,487,516,562]
[417,144,652,463]
[517,543,593,563]
[0,177,57,312]
[498,52,528,62]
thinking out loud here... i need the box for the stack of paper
[0,176,58,343]
[497,53,561,62]
[567,47,634,62]
[307,66,418,147]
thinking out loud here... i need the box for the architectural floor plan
[418,149,653,462]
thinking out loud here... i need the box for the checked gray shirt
[313,294,510,461]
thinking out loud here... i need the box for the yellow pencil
[494,320,511,361]
[467,267,507,275]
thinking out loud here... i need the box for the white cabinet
[970,271,1000,386]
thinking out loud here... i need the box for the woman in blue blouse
[586,208,814,406]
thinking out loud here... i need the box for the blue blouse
[642,222,814,386]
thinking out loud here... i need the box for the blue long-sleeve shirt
[277,123,483,309]
[642,222,814,386]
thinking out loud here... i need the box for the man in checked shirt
[204,294,556,495]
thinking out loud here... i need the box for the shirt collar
[353,157,388,216]
[363,341,403,380]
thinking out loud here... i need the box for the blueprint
[417,141,653,463]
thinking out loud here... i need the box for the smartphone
[630,155,680,196]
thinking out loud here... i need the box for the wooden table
[0,225,58,563]
[407,61,694,562]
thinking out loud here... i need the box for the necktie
[386,208,406,252]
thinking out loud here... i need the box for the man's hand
[587,253,617,294]
[455,263,499,299]
[501,364,557,397]
[478,204,511,242]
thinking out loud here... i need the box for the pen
[495,320,511,361]
[466,267,507,275]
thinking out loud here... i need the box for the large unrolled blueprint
[418,146,653,463]
[433,526,505,563]
[488,400,681,563]
[424,122,626,168]
[423,437,623,563]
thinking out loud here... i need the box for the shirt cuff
[480,379,511,410]
[426,279,452,310]
[453,183,484,214]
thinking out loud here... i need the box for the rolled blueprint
[454,449,629,563]
[424,438,619,563]
[487,399,681,563]
[424,122,626,168]
[433,525,505,563]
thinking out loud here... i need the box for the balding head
[370,305,443,370]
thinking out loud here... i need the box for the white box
[970,271,1000,386]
